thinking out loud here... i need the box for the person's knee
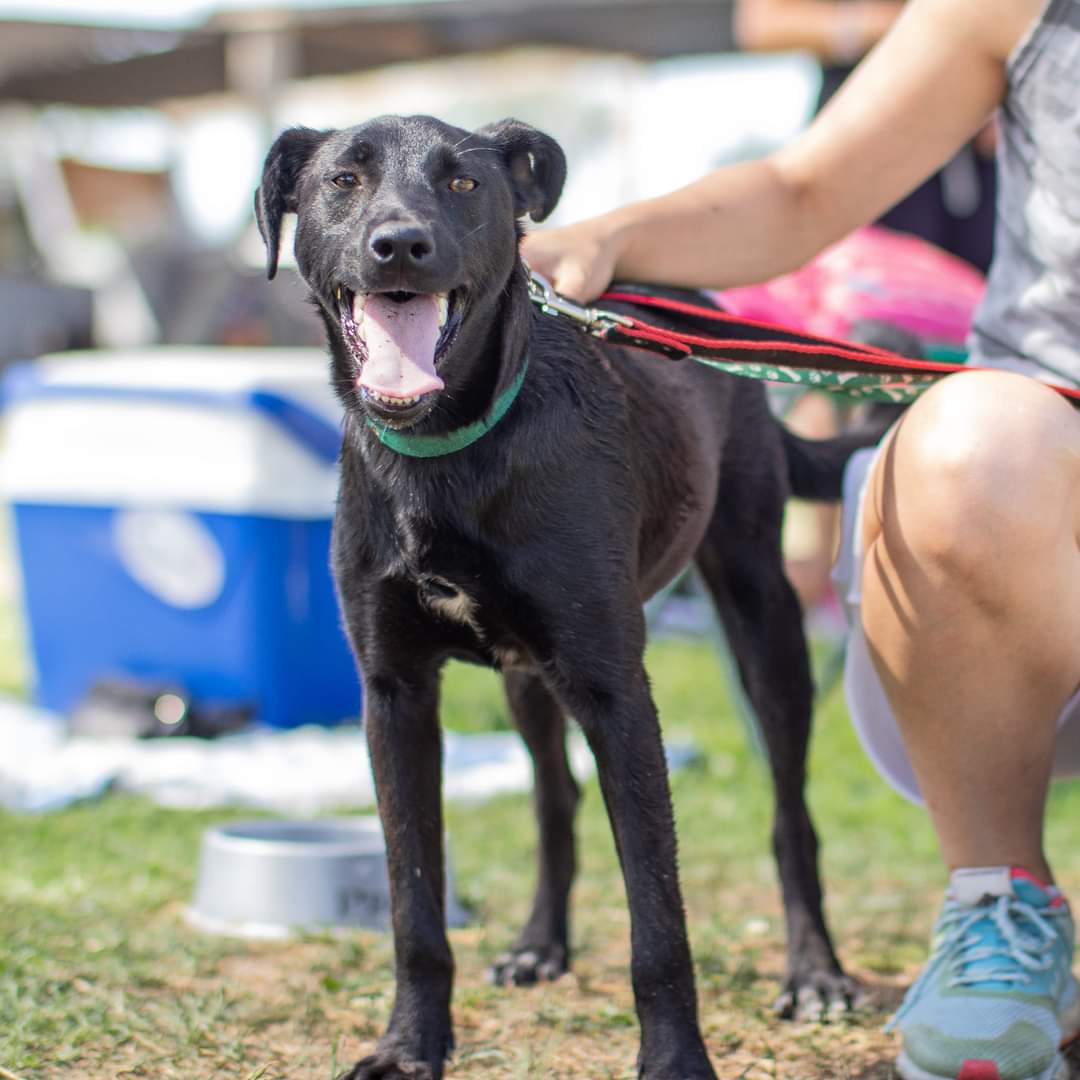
[868,372,1080,581]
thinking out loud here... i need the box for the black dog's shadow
[850,1065,899,1079]
[818,978,905,1080]
[854,980,907,1016]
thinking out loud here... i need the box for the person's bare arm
[522,0,1036,302]
[735,0,901,63]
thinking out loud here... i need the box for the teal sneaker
[890,867,1080,1080]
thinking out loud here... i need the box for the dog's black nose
[369,223,435,267]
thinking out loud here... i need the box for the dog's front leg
[559,661,717,1080]
[337,665,453,1080]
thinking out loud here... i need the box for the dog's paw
[772,969,869,1022]
[638,1043,718,1079]
[639,1066,717,1080]
[488,943,568,986]
[336,1051,436,1080]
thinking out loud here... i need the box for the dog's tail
[781,423,888,501]
[782,318,924,500]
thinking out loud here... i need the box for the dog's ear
[254,126,330,280]
[476,119,567,223]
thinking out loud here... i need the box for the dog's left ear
[476,119,567,223]
[254,126,330,280]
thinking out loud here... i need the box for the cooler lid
[1,347,346,518]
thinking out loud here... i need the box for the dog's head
[255,115,566,428]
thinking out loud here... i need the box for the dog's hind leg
[694,499,862,1022]
[336,655,454,1080]
[490,669,579,986]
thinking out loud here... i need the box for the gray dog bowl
[188,816,468,938]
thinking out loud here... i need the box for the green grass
[4,637,1080,1078]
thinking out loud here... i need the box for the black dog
[256,114,869,1080]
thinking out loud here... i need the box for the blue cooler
[1,347,360,729]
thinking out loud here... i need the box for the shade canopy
[0,1,735,107]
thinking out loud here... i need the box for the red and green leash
[528,273,1080,407]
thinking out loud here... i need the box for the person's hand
[520,217,623,304]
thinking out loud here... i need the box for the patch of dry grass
[6,640,1080,1079]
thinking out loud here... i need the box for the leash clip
[527,269,631,339]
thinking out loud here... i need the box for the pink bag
[715,226,985,346]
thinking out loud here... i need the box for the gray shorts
[832,442,1080,804]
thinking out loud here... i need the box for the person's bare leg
[860,370,1080,882]
[783,391,843,609]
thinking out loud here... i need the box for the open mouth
[338,287,463,424]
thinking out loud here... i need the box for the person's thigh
[839,369,1080,800]
[859,369,1080,628]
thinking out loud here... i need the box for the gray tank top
[969,0,1080,386]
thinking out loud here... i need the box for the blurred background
[0,0,824,730]
[0,0,819,363]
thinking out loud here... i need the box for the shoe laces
[887,894,1064,1031]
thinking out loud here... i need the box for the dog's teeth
[436,295,448,329]
[367,391,423,406]
[352,293,368,326]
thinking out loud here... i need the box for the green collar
[365,358,529,458]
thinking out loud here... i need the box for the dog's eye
[448,177,478,193]
[332,173,359,189]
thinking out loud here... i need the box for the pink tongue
[357,293,445,398]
